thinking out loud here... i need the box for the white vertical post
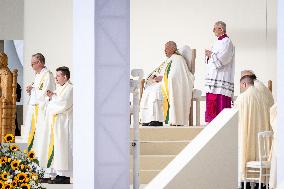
[73,0,95,188]
[131,69,143,189]
[132,80,140,189]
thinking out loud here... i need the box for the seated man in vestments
[241,70,274,108]
[140,41,194,126]
[235,75,272,188]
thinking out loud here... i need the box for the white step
[130,141,190,155]
[14,136,28,151]
[130,170,160,184]
[130,155,175,170]
[130,126,203,141]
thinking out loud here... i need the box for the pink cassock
[205,93,232,123]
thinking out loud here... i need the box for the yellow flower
[1,172,8,181]
[28,151,36,161]
[25,177,30,183]
[20,164,25,170]
[14,175,18,181]
[12,180,17,187]
[7,158,11,163]
[25,165,32,172]
[16,173,27,183]
[4,183,12,189]
[30,173,38,180]
[0,156,7,165]
[0,181,4,189]
[20,183,30,189]
[10,144,19,151]
[24,149,28,154]
[11,160,20,170]
[4,134,14,143]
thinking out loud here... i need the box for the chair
[244,131,273,189]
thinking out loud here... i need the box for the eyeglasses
[31,61,39,66]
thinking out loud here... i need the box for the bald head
[241,70,257,80]
[240,75,255,93]
[164,41,177,57]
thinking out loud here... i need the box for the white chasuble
[254,80,274,108]
[25,67,55,156]
[40,81,73,175]
[140,54,194,125]
[235,86,272,182]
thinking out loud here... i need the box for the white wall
[0,0,23,39]
[24,0,73,105]
[131,0,277,98]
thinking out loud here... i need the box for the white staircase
[145,109,238,189]
[130,126,203,184]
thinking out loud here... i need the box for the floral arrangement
[0,134,45,189]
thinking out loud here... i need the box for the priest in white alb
[140,41,194,126]
[204,21,235,123]
[42,66,73,184]
[235,75,272,187]
[24,53,55,154]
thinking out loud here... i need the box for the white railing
[130,69,144,189]
[190,95,238,126]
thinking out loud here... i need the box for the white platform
[42,184,73,189]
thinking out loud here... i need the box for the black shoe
[39,177,51,183]
[48,176,71,184]
[170,124,183,126]
[149,121,163,126]
[142,122,150,126]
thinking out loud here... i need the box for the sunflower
[16,173,27,183]
[20,183,30,189]
[4,134,14,143]
[0,156,7,165]
[0,181,4,189]
[1,172,8,181]
[12,180,17,187]
[9,144,19,151]
[4,183,12,189]
[27,151,36,161]
[11,160,20,170]
[20,164,25,170]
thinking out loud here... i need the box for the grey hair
[32,53,45,65]
[167,41,177,51]
[215,21,226,33]
[241,70,255,75]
